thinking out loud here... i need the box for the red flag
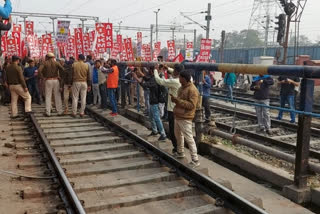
[83,33,90,56]
[142,44,151,61]
[173,53,184,62]
[41,34,52,58]
[12,32,21,56]
[95,23,107,53]
[74,28,84,57]
[124,38,134,61]
[198,39,212,62]
[153,42,161,61]
[167,40,175,61]
[6,37,18,57]
[111,42,121,59]
[1,32,8,56]
[25,21,34,36]
[12,24,22,33]
[66,35,75,60]
[105,23,113,48]
[120,42,127,61]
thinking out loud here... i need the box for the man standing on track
[250,75,274,135]
[102,59,119,116]
[171,70,200,168]
[60,58,73,115]
[5,56,32,118]
[38,53,64,117]
[71,54,91,118]
[154,64,182,154]
[276,76,300,123]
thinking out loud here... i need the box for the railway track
[19,105,266,214]
[210,103,320,162]
[211,87,320,113]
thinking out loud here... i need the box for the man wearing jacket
[94,60,107,109]
[171,70,200,168]
[71,54,91,117]
[250,75,274,134]
[202,70,212,121]
[23,59,41,104]
[133,67,167,141]
[38,53,64,117]
[102,59,119,116]
[60,58,73,114]
[5,56,32,118]
[154,64,182,154]
[224,72,237,100]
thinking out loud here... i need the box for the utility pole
[154,9,160,42]
[282,16,291,64]
[170,26,175,41]
[205,3,212,39]
[150,24,154,54]
[219,30,226,63]
[80,18,87,30]
[194,29,197,50]
[263,14,271,56]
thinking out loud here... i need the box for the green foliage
[225,29,264,48]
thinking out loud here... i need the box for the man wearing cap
[5,56,32,118]
[38,53,64,116]
[154,64,182,154]
[71,54,91,117]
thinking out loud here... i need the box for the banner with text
[124,38,134,61]
[198,39,212,62]
[137,32,142,57]
[167,40,175,61]
[25,21,34,36]
[74,28,84,57]
[153,42,161,61]
[186,42,194,61]
[56,20,70,44]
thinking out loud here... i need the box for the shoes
[71,114,77,118]
[80,113,85,118]
[158,135,166,141]
[57,113,64,116]
[174,152,185,159]
[172,149,178,155]
[43,113,50,117]
[189,160,200,168]
[10,115,19,119]
[276,117,282,120]
[148,132,158,136]
[266,129,272,135]
[111,113,118,117]
[256,127,264,133]
[290,120,295,124]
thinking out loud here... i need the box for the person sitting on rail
[276,76,300,123]
[4,55,32,118]
[171,70,200,168]
[132,66,167,141]
[38,53,64,117]
[250,75,274,135]
[71,54,91,118]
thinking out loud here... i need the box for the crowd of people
[0,54,204,168]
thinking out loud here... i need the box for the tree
[224,29,264,48]
[289,34,312,46]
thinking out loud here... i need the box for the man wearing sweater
[154,64,182,154]
[250,75,274,135]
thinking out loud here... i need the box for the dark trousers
[26,79,41,103]
[108,88,118,113]
[202,96,211,119]
[124,84,131,105]
[99,83,108,109]
[168,111,177,151]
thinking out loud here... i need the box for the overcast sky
[7,0,320,45]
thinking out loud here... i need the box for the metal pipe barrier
[29,113,86,214]
[117,61,317,189]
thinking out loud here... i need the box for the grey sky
[8,0,320,45]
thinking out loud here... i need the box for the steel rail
[29,113,86,214]
[86,107,268,214]
[119,61,320,78]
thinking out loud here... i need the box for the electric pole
[205,3,212,39]
[154,9,160,42]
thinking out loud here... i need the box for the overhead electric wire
[112,0,178,22]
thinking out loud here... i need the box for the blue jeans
[26,79,41,103]
[150,104,166,137]
[99,84,107,109]
[227,85,233,100]
[278,95,295,122]
[144,89,150,114]
[108,88,117,113]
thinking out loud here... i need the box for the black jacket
[250,77,274,100]
[140,76,160,105]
